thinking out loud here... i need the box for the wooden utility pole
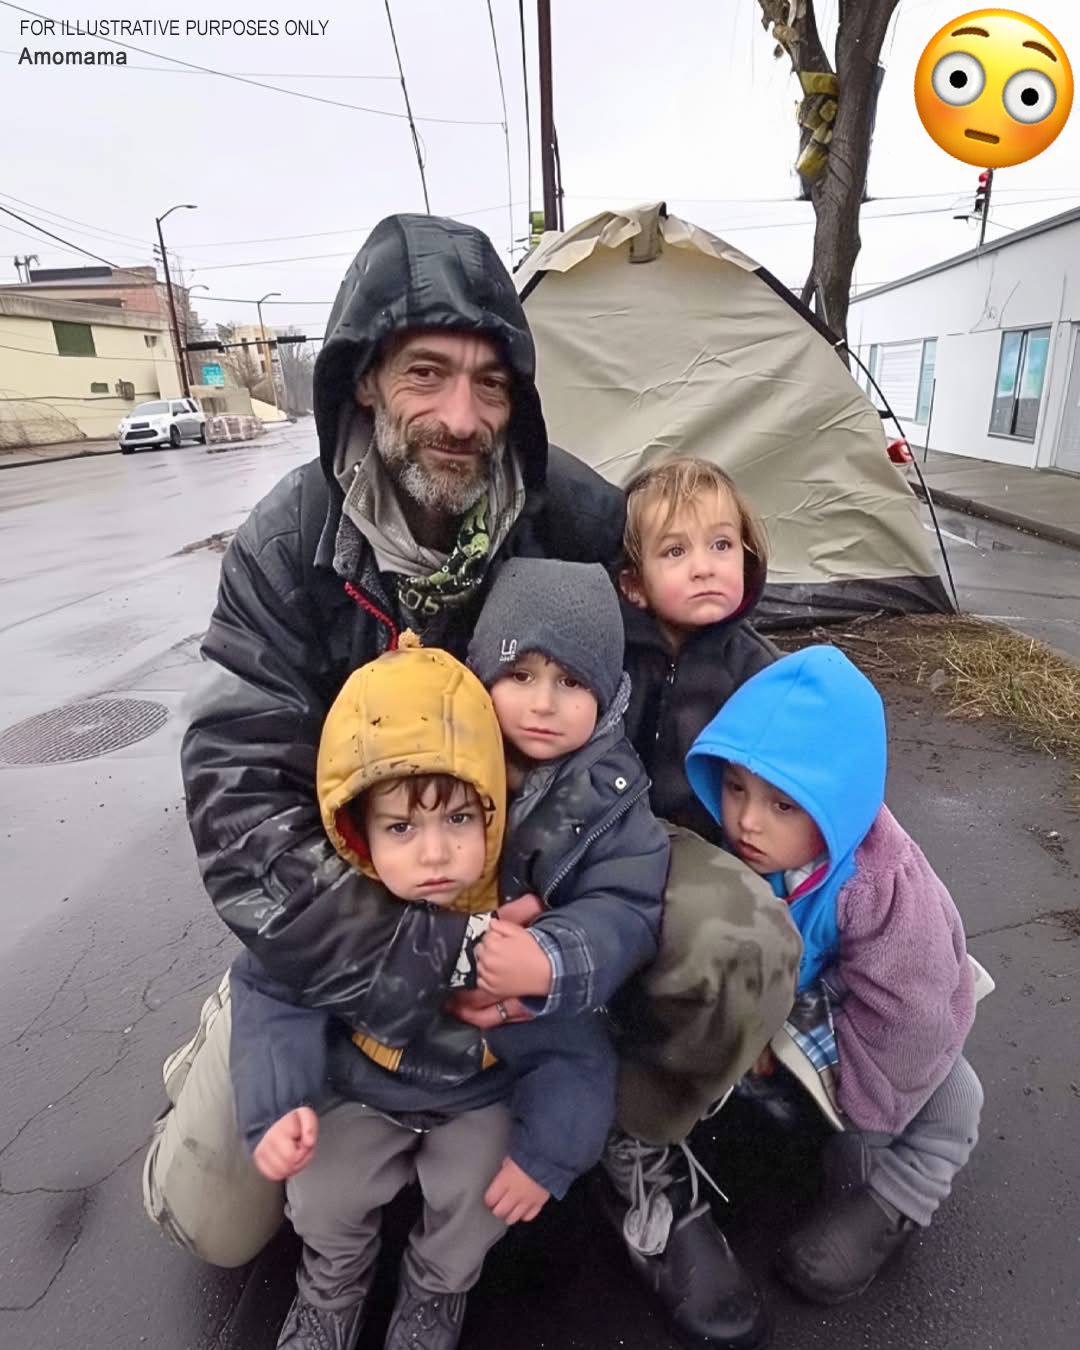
[155,229,191,399]
[537,0,559,231]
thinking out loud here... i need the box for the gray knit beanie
[467,558,624,713]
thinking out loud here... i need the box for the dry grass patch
[775,614,1080,773]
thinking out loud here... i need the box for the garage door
[876,341,923,421]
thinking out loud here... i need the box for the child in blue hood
[685,645,984,1306]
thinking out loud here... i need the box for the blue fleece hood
[685,646,886,989]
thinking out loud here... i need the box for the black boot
[601,1133,770,1350]
[383,1273,466,1350]
[777,1132,916,1305]
[275,1291,365,1350]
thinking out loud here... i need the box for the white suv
[118,398,207,453]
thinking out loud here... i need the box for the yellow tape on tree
[794,69,840,182]
[799,70,839,96]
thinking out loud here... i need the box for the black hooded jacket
[181,215,625,1032]
[622,549,778,845]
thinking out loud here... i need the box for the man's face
[358,331,512,516]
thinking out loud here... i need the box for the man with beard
[143,212,622,1299]
[143,214,787,1350]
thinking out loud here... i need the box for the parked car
[118,398,207,453]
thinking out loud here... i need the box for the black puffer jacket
[622,554,777,845]
[182,215,624,1032]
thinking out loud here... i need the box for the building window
[90,382,109,393]
[990,327,1051,439]
[144,334,158,348]
[876,340,924,420]
[915,339,937,424]
[53,321,96,357]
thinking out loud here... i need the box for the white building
[848,205,1080,475]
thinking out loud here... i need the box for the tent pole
[923,378,936,464]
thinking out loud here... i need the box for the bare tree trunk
[758,0,900,344]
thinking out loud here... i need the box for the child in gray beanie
[467,557,625,717]
[450,556,668,1060]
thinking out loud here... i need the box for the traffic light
[973,169,993,216]
[184,336,307,352]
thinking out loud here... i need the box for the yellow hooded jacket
[316,632,507,1071]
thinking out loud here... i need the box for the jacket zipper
[344,580,399,650]
[542,781,649,901]
[655,658,677,742]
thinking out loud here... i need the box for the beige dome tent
[516,203,950,623]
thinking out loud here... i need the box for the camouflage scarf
[395,496,493,621]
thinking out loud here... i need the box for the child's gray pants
[863,1054,983,1227]
[287,1098,512,1311]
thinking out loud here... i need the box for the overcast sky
[1,0,1078,338]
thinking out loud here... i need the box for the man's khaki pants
[141,974,285,1267]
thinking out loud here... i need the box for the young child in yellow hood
[228,560,669,1350]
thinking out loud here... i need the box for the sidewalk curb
[913,480,1080,552]
[0,445,121,472]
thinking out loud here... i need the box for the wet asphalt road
[1,433,1078,1348]
[922,503,1080,662]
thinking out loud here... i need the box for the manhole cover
[0,698,169,765]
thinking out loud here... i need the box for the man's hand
[253,1106,318,1181]
[477,918,553,999]
[445,988,534,1029]
[484,1157,550,1224]
[497,893,544,927]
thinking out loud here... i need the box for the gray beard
[373,404,503,517]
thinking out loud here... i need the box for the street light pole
[155,203,197,399]
[256,292,282,410]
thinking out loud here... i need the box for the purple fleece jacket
[831,805,975,1134]
[686,646,978,1140]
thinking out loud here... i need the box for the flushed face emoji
[915,9,1073,166]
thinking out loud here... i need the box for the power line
[9,182,1071,268]
[185,187,1080,305]
[75,65,400,80]
[486,0,515,259]
[0,195,521,256]
[0,395,123,402]
[561,187,1080,205]
[0,192,153,249]
[120,69,397,79]
[0,202,161,285]
[0,217,133,262]
[0,3,504,127]
[384,0,430,211]
[699,193,1080,233]
[518,0,533,235]
[175,201,525,250]
[192,294,334,306]
[2,45,399,79]
[0,338,183,366]
[191,250,364,271]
